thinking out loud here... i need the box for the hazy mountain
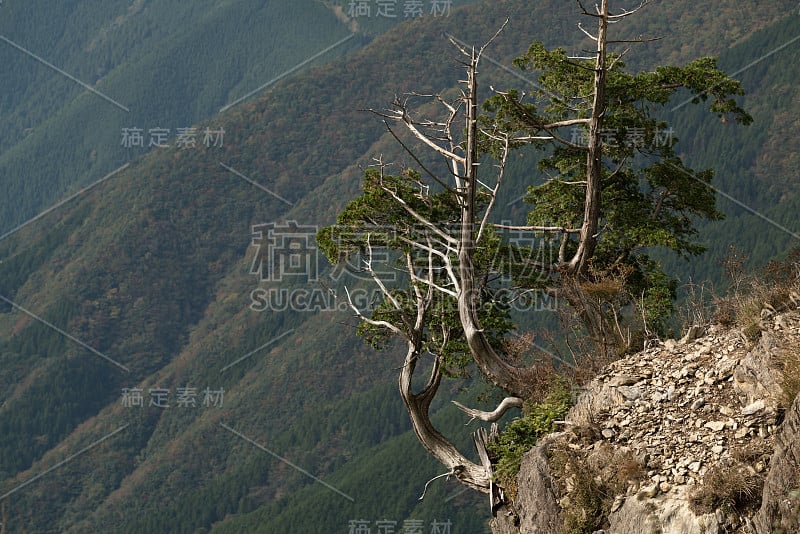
[0,1,797,531]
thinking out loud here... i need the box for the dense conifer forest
[0,1,797,531]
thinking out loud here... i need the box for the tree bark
[398,340,491,493]
[456,47,541,399]
[568,0,608,276]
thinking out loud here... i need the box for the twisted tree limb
[453,397,524,424]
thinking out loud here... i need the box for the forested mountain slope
[0,0,362,232]
[0,1,797,531]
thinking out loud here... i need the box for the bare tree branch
[393,106,466,165]
[453,397,524,424]
[608,0,650,19]
[577,22,598,41]
[376,181,460,246]
[344,286,405,338]
[382,120,463,197]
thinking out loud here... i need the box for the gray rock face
[753,393,800,534]
[733,332,783,410]
[489,506,522,534]
[493,309,800,534]
[513,436,563,533]
[608,487,720,534]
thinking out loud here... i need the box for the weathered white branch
[494,91,590,149]
[377,183,459,246]
[577,22,598,41]
[543,118,592,129]
[406,251,426,302]
[398,111,466,165]
[363,235,404,312]
[608,0,650,19]
[344,286,405,338]
[419,469,456,500]
[473,426,505,512]
[476,135,508,244]
[397,235,457,265]
[452,397,524,424]
[408,269,458,298]
[382,121,462,196]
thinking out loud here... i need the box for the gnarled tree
[318,0,751,507]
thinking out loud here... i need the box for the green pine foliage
[488,380,572,495]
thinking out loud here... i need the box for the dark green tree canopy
[479,42,751,337]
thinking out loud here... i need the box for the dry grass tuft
[549,443,645,533]
[689,462,764,515]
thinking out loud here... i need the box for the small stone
[716,358,738,379]
[704,421,726,432]
[742,399,766,416]
[602,429,616,439]
[620,386,642,401]
[659,482,672,493]
[610,375,638,387]
[688,461,702,473]
[611,495,625,512]
[639,483,659,498]
[719,405,735,417]
[691,398,705,410]
[712,445,724,455]
[673,475,686,485]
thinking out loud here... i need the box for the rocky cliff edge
[494,308,800,534]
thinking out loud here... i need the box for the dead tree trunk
[568,0,609,276]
